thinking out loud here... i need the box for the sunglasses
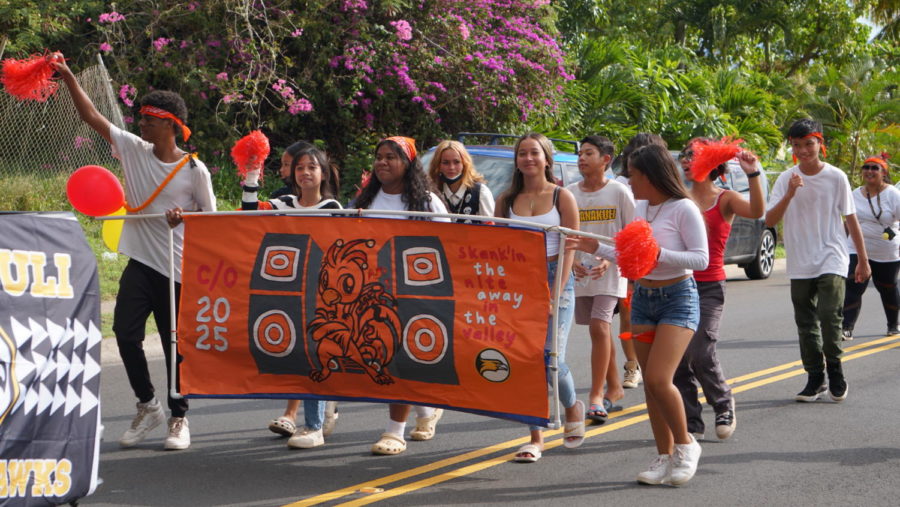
[678,151,694,161]
[861,164,883,171]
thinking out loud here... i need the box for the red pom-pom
[1,52,61,102]
[689,137,744,182]
[231,130,270,177]
[615,219,659,280]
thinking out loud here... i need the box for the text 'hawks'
[0,459,72,499]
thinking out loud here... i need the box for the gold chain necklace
[647,199,668,223]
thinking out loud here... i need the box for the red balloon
[66,165,125,217]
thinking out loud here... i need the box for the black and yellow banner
[0,212,102,506]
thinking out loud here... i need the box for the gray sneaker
[119,399,165,448]
[164,417,191,450]
[322,401,339,437]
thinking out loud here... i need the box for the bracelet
[747,171,761,178]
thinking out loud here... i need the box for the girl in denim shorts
[569,144,708,486]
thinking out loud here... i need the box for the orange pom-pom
[1,52,61,102]
[231,130,270,177]
[615,219,659,280]
[690,137,744,182]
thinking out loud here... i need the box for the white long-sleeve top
[595,197,708,280]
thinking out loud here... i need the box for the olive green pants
[790,274,845,373]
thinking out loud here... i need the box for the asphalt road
[85,261,900,506]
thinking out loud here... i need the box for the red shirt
[694,192,731,282]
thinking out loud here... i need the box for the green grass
[775,245,786,259]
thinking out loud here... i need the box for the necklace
[647,199,668,223]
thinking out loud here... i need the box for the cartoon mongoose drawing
[309,239,401,385]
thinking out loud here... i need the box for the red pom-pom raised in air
[1,52,62,102]
[689,137,744,182]
[614,219,659,280]
[66,165,125,217]
[231,130,270,177]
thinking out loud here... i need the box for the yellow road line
[286,335,900,506]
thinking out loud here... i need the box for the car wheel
[744,228,775,280]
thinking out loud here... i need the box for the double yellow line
[286,334,900,507]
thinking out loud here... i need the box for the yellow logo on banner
[0,459,72,498]
[0,250,73,299]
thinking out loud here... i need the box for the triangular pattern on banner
[73,318,88,350]
[69,353,85,385]
[64,380,81,416]
[55,346,71,382]
[82,354,100,384]
[47,318,66,352]
[50,378,66,415]
[10,316,33,344]
[37,382,53,414]
[87,320,102,350]
[30,317,52,350]
[79,385,99,417]
[39,353,56,383]
[23,387,40,415]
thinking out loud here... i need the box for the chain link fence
[0,54,125,177]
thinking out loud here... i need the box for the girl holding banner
[241,144,343,449]
[428,140,496,221]
[568,144,709,485]
[496,133,585,464]
[354,136,451,456]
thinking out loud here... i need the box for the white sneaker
[636,454,671,485]
[623,361,642,388]
[119,399,165,448]
[288,427,324,449]
[669,435,702,485]
[322,401,339,437]
[164,417,191,450]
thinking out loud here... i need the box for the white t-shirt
[366,189,450,222]
[111,125,216,282]
[767,163,854,278]
[847,185,900,262]
[595,197,708,280]
[567,180,634,297]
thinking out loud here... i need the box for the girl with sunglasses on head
[428,140,495,222]
[841,154,900,340]
[568,144,709,485]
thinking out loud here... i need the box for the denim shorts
[631,277,700,331]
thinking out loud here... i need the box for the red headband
[139,106,192,142]
[383,136,417,161]
[789,132,826,163]
[863,157,888,170]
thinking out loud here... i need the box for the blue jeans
[531,260,577,430]
[304,400,326,430]
[631,277,701,331]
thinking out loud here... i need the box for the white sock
[415,406,435,419]
[385,419,406,437]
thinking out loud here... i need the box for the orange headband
[139,105,192,142]
[863,157,888,170]
[789,132,826,163]
[383,136,417,162]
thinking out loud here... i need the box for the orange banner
[178,215,552,425]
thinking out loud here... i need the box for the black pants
[113,259,188,417]
[673,280,733,433]
[842,254,900,331]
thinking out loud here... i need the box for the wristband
[747,171,761,178]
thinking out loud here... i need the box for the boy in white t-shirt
[54,57,216,450]
[765,119,870,403]
[567,136,634,422]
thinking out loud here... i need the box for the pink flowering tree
[61,0,570,199]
